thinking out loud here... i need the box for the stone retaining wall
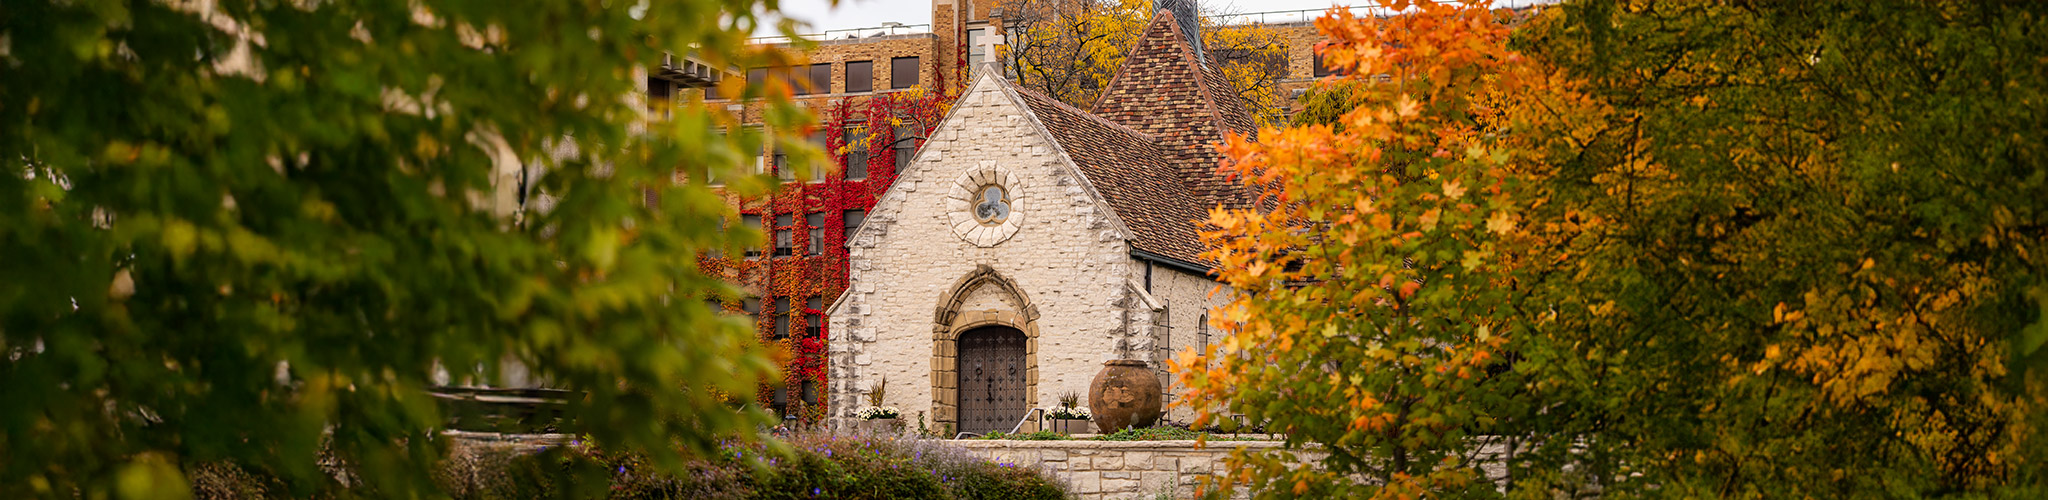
[952,440,1317,499]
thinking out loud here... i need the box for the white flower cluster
[1047,405,1091,420]
[853,405,901,420]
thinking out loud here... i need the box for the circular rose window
[974,185,1011,225]
[948,165,1025,247]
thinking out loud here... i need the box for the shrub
[976,430,1068,441]
[467,434,1068,500]
[1094,426,1203,441]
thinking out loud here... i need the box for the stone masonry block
[1097,454,1124,470]
[1154,456,1179,471]
[1140,471,1175,492]
[1126,451,1153,467]
[1075,473,1100,494]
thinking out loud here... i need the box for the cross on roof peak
[975,33,1005,66]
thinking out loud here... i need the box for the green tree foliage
[1286,78,1368,129]
[1,0,812,497]
[1184,0,2048,498]
[1510,0,2048,496]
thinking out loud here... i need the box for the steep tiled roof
[1006,82,1213,264]
[1089,9,1260,212]
[1199,63,1261,141]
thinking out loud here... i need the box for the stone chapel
[826,3,1261,435]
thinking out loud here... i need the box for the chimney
[1155,0,1205,67]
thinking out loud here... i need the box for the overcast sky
[760,0,1554,36]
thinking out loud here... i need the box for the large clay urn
[1088,360,1163,433]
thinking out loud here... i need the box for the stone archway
[932,265,1039,434]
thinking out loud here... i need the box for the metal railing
[1208,1,1526,26]
[953,407,1047,439]
[745,1,1552,45]
[750,23,933,45]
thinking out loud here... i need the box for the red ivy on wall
[697,82,955,425]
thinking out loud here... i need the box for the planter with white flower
[852,378,901,434]
[1047,392,1092,435]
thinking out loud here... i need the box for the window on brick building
[775,141,793,181]
[843,209,866,238]
[747,67,768,89]
[1313,51,1350,77]
[707,217,724,259]
[705,133,726,186]
[891,57,919,89]
[808,63,831,95]
[772,385,789,419]
[843,122,868,180]
[967,28,989,68]
[774,214,793,257]
[645,77,672,119]
[743,297,760,317]
[893,124,919,167]
[742,126,766,176]
[807,212,825,255]
[742,214,762,257]
[808,131,828,182]
[846,60,873,93]
[773,297,790,339]
[781,66,806,95]
[806,296,823,338]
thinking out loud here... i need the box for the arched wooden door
[957,325,1028,434]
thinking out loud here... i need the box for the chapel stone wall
[1128,261,1233,422]
[830,74,1145,432]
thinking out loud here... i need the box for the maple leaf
[1485,211,1516,234]
[1395,94,1423,119]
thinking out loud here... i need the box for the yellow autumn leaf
[1485,211,1516,234]
[1442,179,1466,199]
[1395,94,1422,118]
[1419,208,1442,232]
